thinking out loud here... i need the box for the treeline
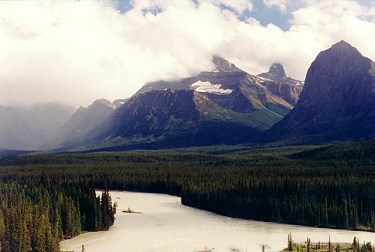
[283,234,374,251]
[0,176,116,252]
[181,167,375,230]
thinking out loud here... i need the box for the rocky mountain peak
[256,63,303,106]
[299,40,373,107]
[212,56,243,73]
[331,40,355,50]
[268,63,286,78]
[257,63,289,82]
[267,41,375,143]
[320,40,363,64]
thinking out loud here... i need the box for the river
[61,191,375,252]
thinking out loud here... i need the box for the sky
[0,0,374,107]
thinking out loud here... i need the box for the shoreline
[61,191,375,252]
[97,189,375,234]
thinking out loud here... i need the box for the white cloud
[217,0,375,82]
[0,0,220,106]
[263,0,287,11]
[0,0,374,107]
[206,0,253,13]
[290,0,375,60]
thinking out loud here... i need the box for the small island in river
[122,207,142,214]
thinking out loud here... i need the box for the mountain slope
[267,41,375,143]
[51,99,116,149]
[95,89,262,148]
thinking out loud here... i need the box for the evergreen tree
[306,237,310,252]
[0,211,5,251]
[287,233,293,251]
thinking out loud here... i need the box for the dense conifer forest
[0,141,374,251]
[0,176,116,251]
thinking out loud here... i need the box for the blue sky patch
[108,0,374,31]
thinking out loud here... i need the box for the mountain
[94,89,263,149]
[77,57,302,150]
[134,57,297,115]
[211,55,244,72]
[257,63,304,106]
[134,56,245,96]
[136,58,303,109]
[267,41,375,143]
[0,103,75,150]
[51,99,116,149]
[35,56,304,151]
[113,99,129,108]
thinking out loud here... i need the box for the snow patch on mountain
[191,81,233,95]
[256,76,274,82]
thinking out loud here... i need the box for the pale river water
[61,191,375,252]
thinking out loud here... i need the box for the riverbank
[279,233,374,251]
[61,191,375,252]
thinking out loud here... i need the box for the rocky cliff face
[267,41,375,143]
[299,41,374,109]
[94,89,262,148]
[267,63,287,79]
[257,63,304,106]
[107,89,199,138]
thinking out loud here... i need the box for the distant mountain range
[1,40,373,152]
[51,56,303,150]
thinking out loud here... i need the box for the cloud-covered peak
[212,56,243,72]
[269,63,286,78]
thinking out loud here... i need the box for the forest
[0,176,116,251]
[0,141,374,251]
